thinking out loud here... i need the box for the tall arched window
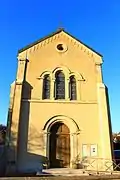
[69,76,77,100]
[43,74,50,99]
[55,71,65,99]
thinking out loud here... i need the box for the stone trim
[43,115,80,167]
[22,98,97,104]
[37,66,85,101]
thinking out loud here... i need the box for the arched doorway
[49,122,70,168]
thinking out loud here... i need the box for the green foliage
[0,124,6,145]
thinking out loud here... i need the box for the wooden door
[49,123,70,168]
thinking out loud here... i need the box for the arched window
[55,71,65,99]
[69,76,77,100]
[43,74,50,99]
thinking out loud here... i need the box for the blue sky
[0,1,120,132]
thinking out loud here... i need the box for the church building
[7,28,113,174]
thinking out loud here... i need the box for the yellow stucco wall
[8,30,112,173]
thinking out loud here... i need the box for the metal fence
[1,155,120,177]
[80,157,120,173]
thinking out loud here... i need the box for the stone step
[39,168,89,176]
[43,168,84,172]
[37,168,120,177]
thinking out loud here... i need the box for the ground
[1,175,120,180]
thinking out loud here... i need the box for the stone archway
[43,115,80,168]
[49,122,70,168]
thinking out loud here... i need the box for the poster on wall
[90,144,97,156]
[82,144,90,157]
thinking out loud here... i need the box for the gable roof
[18,28,102,57]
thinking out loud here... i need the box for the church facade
[7,29,113,173]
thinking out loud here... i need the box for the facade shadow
[16,81,48,174]
[105,85,114,159]
[6,80,49,176]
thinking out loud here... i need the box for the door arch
[49,122,70,168]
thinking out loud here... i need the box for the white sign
[82,144,90,157]
[90,144,97,156]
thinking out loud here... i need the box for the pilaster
[77,80,81,100]
[39,78,43,99]
[51,78,55,100]
[97,83,112,170]
[96,64,103,83]
[8,56,27,173]
[65,78,70,100]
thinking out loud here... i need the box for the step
[37,168,89,176]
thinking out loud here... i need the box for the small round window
[56,43,67,52]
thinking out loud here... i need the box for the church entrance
[49,122,70,168]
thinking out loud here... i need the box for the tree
[113,133,120,150]
[0,125,6,145]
